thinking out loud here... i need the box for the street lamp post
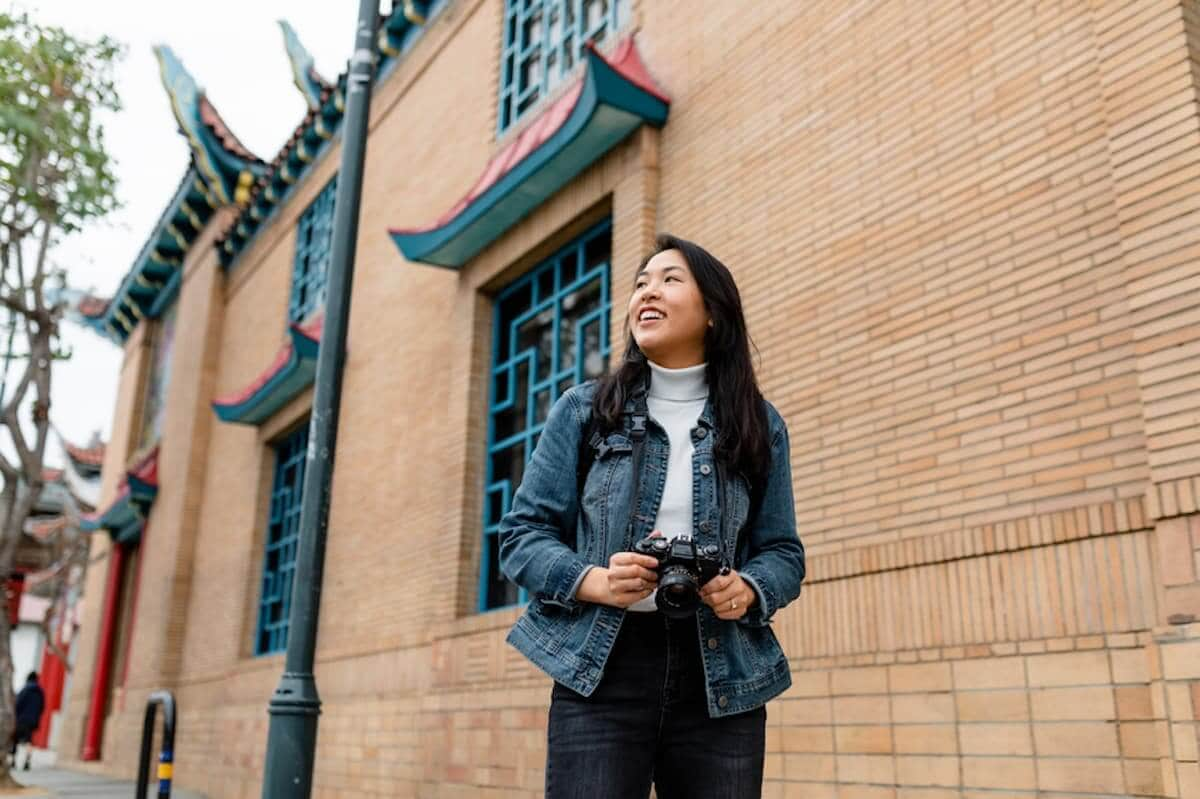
[261,2,380,796]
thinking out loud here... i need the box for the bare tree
[0,12,120,783]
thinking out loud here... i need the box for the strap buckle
[629,412,648,441]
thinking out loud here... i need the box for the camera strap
[623,396,649,548]
[575,387,650,551]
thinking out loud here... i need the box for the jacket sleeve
[497,387,592,609]
[737,419,806,628]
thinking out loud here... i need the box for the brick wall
[57,0,1200,796]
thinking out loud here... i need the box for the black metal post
[261,2,380,796]
[136,690,177,799]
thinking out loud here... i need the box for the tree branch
[30,218,49,315]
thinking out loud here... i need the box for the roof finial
[279,20,330,111]
[153,45,265,206]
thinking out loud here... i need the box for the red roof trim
[128,446,159,488]
[212,315,323,408]
[77,296,110,320]
[591,36,670,104]
[82,445,160,527]
[198,96,265,165]
[65,442,106,467]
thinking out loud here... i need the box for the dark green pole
[261,2,379,796]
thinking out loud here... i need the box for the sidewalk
[7,749,208,798]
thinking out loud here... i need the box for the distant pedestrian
[11,671,45,771]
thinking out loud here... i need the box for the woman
[499,234,805,799]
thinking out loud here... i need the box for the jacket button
[718,696,729,708]
[700,464,712,476]
[698,520,711,533]
[694,428,707,439]
[707,637,718,650]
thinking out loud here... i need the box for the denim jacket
[499,380,805,718]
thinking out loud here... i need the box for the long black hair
[593,234,771,490]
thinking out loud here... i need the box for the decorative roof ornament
[49,287,111,331]
[153,45,266,206]
[279,20,331,111]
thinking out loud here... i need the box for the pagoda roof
[154,45,267,205]
[388,36,669,268]
[79,48,266,345]
[211,316,323,426]
[80,447,159,545]
[65,441,106,468]
[80,169,209,343]
[216,1,444,268]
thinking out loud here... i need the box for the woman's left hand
[700,570,757,621]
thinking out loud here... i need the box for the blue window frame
[481,220,612,610]
[498,0,630,134]
[255,422,309,655]
[289,178,337,323]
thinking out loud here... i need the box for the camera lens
[656,565,700,618]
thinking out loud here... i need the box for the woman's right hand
[577,550,660,608]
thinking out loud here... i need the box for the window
[498,0,629,134]
[289,178,337,323]
[255,423,309,655]
[480,221,612,610]
[138,302,177,449]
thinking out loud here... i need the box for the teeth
[640,310,664,321]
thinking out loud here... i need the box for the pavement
[6,749,208,798]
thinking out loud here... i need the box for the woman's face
[628,249,710,368]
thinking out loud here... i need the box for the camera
[632,535,727,618]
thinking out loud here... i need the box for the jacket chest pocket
[580,433,634,561]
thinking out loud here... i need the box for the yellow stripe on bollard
[158,763,173,780]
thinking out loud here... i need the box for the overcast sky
[25,1,363,457]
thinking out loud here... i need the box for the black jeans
[545,610,766,799]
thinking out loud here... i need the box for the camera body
[632,534,727,618]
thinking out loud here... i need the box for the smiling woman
[499,234,806,799]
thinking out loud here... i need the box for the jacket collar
[621,374,716,430]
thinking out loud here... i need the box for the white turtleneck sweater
[627,360,709,612]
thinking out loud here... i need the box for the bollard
[135,690,176,798]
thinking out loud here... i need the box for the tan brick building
[58,1,1200,796]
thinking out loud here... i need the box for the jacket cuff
[567,565,596,602]
[738,570,775,627]
[540,551,590,610]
